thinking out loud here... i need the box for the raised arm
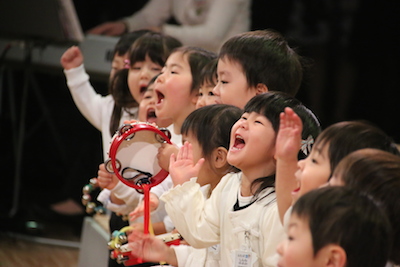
[275,107,302,224]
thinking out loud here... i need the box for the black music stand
[0,0,84,235]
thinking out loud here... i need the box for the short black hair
[293,186,392,267]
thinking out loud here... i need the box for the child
[275,110,400,224]
[138,74,173,128]
[196,59,219,108]
[128,104,243,266]
[160,92,320,266]
[213,29,303,109]
[109,30,151,83]
[61,31,181,161]
[129,46,217,233]
[61,31,182,267]
[277,186,391,267]
[329,148,400,266]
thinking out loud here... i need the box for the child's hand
[157,143,179,171]
[128,229,174,264]
[60,46,84,70]
[129,193,160,222]
[169,141,204,186]
[275,107,303,162]
[97,163,119,190]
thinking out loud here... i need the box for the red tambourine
[105,122,172,193]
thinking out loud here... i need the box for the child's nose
[297,159,305,169]
[156,73,164,83]
[212,84,220,96]
[276,240,284,256]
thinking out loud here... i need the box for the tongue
[234,139,245,149]
[147,117,157,124]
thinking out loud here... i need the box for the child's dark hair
[129,32,182,68]
[244,92,321,197]
[113,30,152,57]
[219,29,303,96]
[314,120,400,179]
[172,46,217,93]
[108,32,182,136]
[181,104,242,173]
[333,148,400,264]
[293,186,391,267]
[199,58,218,87]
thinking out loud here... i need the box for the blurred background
[0,0,399,245]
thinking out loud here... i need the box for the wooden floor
[0,221,81,267]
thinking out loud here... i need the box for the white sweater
[161,173,285,266]
[122,0,251,52]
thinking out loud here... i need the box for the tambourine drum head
[116,130,163,181]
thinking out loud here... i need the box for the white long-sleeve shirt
[161,173,285,266]
[122,0,251,52]
[64,64,138,160]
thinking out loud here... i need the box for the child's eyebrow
[168,63,183,69]
[288,222,298,229]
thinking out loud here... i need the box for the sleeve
[162,0,247,50]
[163,215,175,233]
[111,181,143,209]
[172,245,207,267]
[160,178,221,249]
[63,64,109,131]
[150,175,173,198]
[121,0,173,31]
[260,204,286,267]
[97,189,135,215]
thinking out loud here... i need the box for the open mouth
[146,108,157,123]
[156,90,165,105]
[231,135,245,151]
[140,85,147,95]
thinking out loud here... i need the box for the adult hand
[87,21,127,36]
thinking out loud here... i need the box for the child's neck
[172,105,196,135]
[240,167,275,197]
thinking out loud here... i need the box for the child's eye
[208,91,215,96]
[311,158,318,164]
[198,92,203,97]
[152,67,162,72]
[287,235,294,241]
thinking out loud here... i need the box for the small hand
[129,193,159,222]
[169,141,204,186]
[60,46,83,70]
[157,143,179,171]
[97,163,119,190]
[275,107,303,162]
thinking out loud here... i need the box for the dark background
[1,0,399,231]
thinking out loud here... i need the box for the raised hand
[60,46,84,70]
[169,141,204,186]
[275,107,303,161]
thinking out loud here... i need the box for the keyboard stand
[0,40,68,219]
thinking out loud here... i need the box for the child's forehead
[166,51,189,66]
[288,213,309,232]
[217,56,244,72]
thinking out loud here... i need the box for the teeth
[235,135,243,140]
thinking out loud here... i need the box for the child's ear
[212,147,228,169]
[256,83,268,95]
[323,245,346,267]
